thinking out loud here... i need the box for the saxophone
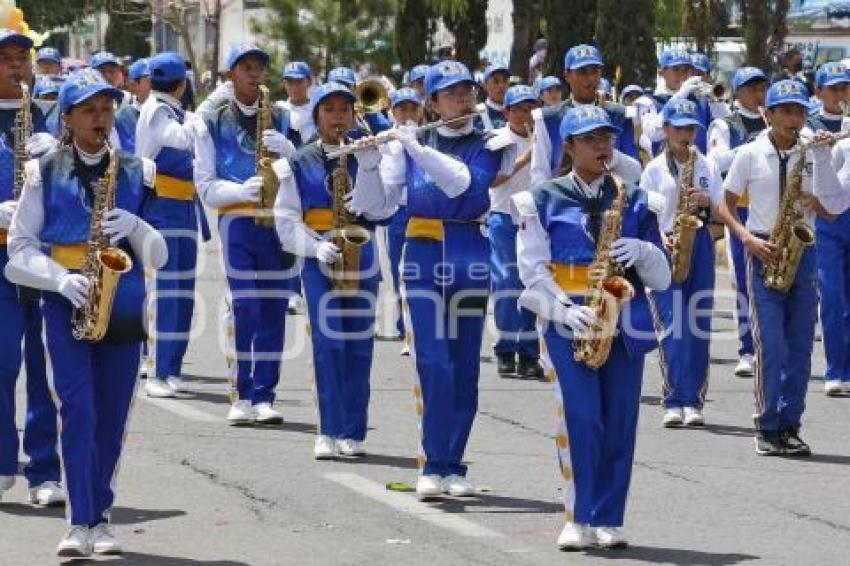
[71,139,133,341]
[13,81,32,200]
[573,167,636,369]
[669,144,703,283]
[255,84,279,227]
[762,134,815,293]
[329,128,370,291]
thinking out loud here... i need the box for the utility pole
[211,0,222,86]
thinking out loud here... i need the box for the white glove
[239,176,263,203]
[610,237,648,268]
[315,241,340,265]
[102,208,139,245]
[262,129,296,158]
[554,301,597,334]
[25,133,57,158]
[356,146,381,170]
[393,123,423,154]
[675,76,703,100]
[810,131,834,164]
[58,273,91,308]
[206,81,234,108]
[0,200,17,228]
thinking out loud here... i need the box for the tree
[434,0,488,71]
[683,0,725,55]
[105,0,151,59]
[395,0,437,71]
[597,0,657,89]
[18,0,107,31]
[509,0,541,79]
[540,0,596,79]
[740,0,790,72]
[656,0,684,43]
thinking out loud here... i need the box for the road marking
[138,395,220,423]
[324,472,506,539]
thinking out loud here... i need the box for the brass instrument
[13,81,32,200]
[669,144,703,283]
[71,138,133,341]
[354,77,390,115]
[255,84,279,227]
[573,167,635,369]
[329,127,370,291]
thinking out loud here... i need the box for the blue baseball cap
[91,51,120,69]
[504,85,538,108]
[564,44,603,71]
[816,62,849,88]
[309,81,356,118]
[58,68,123,113]
[765,79,812,110]
[559,105,621,140]
[327,67,356,89]
[599,77,612,95]
[33,77,60,97]
[660,49,693,69]
[127,58,150,81]
[537,76,561,93]
[36,46,61,64]
[424,61,475,97]
[483,63,509,82]
[390,87,422,108]
[408,64,429,84]
[619,84,643,102]
[282,61,311,80]
[226,44,269,70]
[691,52,710,74]
[661,98,702,128]
[732,67,767,91]
[148,52,186,82]
[0,29,33,50]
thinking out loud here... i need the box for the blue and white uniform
[474,63,509,131]
[114,59,150,154]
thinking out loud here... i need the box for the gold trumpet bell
[355,78,390,114]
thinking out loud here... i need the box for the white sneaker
[443,475,475,497]
[416,474,443,499]
[734,354,755,377]
[0,474,15,496]
[336,439,365,457]
[254,402,284,425]
[57,526,92,557]
[226,400,255,425]
[91,523,122,555]
[28,481,65,507]
[314,435,337,460]
[557,522,594,551]
[594,526,628,549]
[662,407,684,427]
[825,380,844,397]
[145,377,175,398]
[166,375,188,393]
[683,407,705,427]
[400,343,410,356]
[288,295,305,314]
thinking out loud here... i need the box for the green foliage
[655,0,684,43]
[540,0,596,79]
[18,0,107,31]
[597,0,657,88]
[104,1,151,59]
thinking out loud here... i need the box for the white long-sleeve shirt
[707,104,764,175]
[487,126,531,214]
[135,92,195,161]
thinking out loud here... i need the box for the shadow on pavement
[583,545,759,564]
[428,492,563,514]
[62,553,251,565]
[0,505,184,525]
[334,453,419,469]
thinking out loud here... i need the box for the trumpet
[697,81,726,102]
[355,77,390,115]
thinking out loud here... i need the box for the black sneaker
[517,356,545,379]
[496,353,517,376]
[781,427,811,457]
[754,431,785,456]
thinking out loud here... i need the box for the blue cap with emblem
[765,79,812,109]
[537,76,561,93]
[91,51,120,69]
[36,46,61,64]
[599,77,612,96]
[504,84,538,108]
[424,61,475,97]
[564,44,604,71]
[309,81,356,119]
[815,61,849,88]
[691,52,710,74]
[619,84,643,103]
[282,61,311,80]
[408,64,429,84]
[390,87,422,108]
[327,67,357,89]
[0,28,33,50]
[732,67,767,91]
[33,76,60,97]
[148,52,186,82]
[225,44,269,70]
[560,105,621,140]
[483,63,509,82]
[59,68,123,113]
[659,49,693,69]
[128,58,150,81]
[661,98,702,128]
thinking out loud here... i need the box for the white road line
[137,395,220,423]
[324,472,506,539]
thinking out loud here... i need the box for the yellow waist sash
[0,228,6,246]
[737,191,749,208]
[51,244,88,270]
[304,208,334,232]
[155,174,196,200]
[551,263,591,296]
[405,217,445,241]
[218,202,257,216]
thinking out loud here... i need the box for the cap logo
[572,45,597,59]
[671,99,696,115]
[822,62,846,75]
[776,81,803,96]
[439,62,464,77]
[71,68,106,89]
[576,105,607,122]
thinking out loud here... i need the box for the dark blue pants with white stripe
[816,213,850,382]
[729,207,754,356]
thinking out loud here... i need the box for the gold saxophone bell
[355,78,390,115]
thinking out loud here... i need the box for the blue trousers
[488,211,538,357]
[729,208,754,356]
[42,293,140,527]
[147,197,198,379]
[387,205,409,337]
[0,248,59,488]
[302,256,378,441]
[219,215,292,404]
[402,223,490,477]
[654,228,715,409]
[748,246,818,432]
[816,213,850,381]
[543,326,643,528]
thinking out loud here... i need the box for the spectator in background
[181,59,196,111]
[528,38,547,85]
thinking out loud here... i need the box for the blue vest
[349,111,392,140]
[151,101,193,180]
[405,128,500,221]
[34,99,61,138]
[473,104,507,131]
[652,93,712,154]
[114,104,140,154]
[724,111,766,150]
[807,113,843,134]
[0,103,49,201]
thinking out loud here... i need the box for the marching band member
[619,85,644,107]
[809,62,850,396]
[194,44,297,425]
[717,80,849,456]
[408,64,439,123]
[278,61,313,145]
[33,76,62,137]
[114,58,150,154]
[642,99,722,427]
[274,82,396,459]
[4,68,167,556]
[136,52,200,398]
[91,51,130,107]
[381,61,502,499]
[328,66,393,136]
[514,105,669,550]
[475,62,510,130]
[537,75,563,107]
[35,46,62,78]
[0,28,63,508]
[488,84,543,378]
[708,67,767,378]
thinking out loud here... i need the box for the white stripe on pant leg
[145,268,156,378]
[40,320,72,526]
[647,293,673,401]
[219,292,238,404]
[399,244,426,474]
[745,253,766,420]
